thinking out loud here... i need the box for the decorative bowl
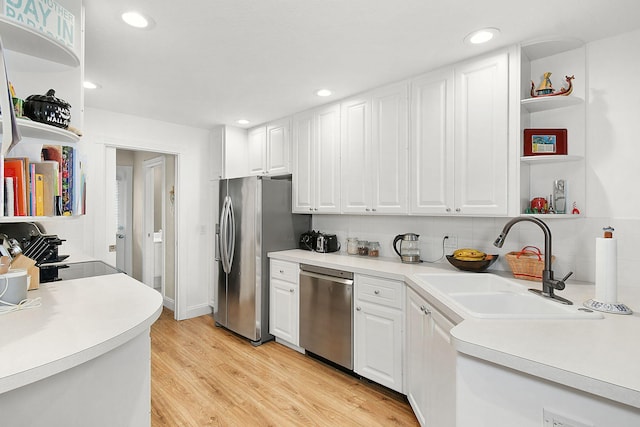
[446,254,499,272]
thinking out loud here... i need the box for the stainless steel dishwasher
[299,264,354,370]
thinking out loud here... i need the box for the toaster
[299,231,340,253]
[316,233,340,253]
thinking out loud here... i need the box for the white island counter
[0,273,163,426]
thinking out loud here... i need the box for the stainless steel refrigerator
[215,175,310,345]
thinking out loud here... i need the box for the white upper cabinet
[210,125,248,180]
[453,51,509,215]
[266,118,291,175]
[341,82,408,214]
[410,68,455,214]
[292,104,340,213]
[247,118,291,176]
[410,50,509,216]
[248,126,267,175]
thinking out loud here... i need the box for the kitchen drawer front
[355,274,404,309]
[270,260,299,284]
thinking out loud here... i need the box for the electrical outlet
[444,234,457,248]
[543,409,593,427]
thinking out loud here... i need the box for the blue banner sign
[3,0,75,48]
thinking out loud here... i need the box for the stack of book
[4,145,76,217]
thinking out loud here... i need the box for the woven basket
[505,246,554,281]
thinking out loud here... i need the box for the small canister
[357,240,369,256]
[347,237,359,255]
[368,241,380,257]
[0,269,28,306]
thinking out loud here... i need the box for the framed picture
[523,128,567,156]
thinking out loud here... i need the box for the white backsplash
[312,215,639,286]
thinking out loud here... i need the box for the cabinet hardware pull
[365,208,370,212]
[374,290,380,295]
[446,208,451,212]
[420,305,426,312]
[289,289,294,293]
[356,306,361,311]
[372,208,376,212]
[279,269,284,273]
[455,208,461,212]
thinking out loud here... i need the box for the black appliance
[299,231,340,253]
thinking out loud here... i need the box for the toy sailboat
[530,73,574,98]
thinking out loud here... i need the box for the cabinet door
[266,118,290,175]
[269,278,298,345]
[454,52,509,215]
[425,300,456,427]
[292,111,315,213]
[406,287,456,427]
[315,104,341,213]
[210,126,224,180]
[248,126,267,176]
[410,69,455,214]
[340,96,371,213]
[371,83,409,214]
[406,288,429,426]
[354,300,403,393]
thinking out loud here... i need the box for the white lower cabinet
[406,287,456,427]
[354,274,404,393]
[269,260,300,346]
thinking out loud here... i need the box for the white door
[269,279,298,345]
[371,82,409,214]
[115,165,133,275]
[292,111,314,213]
[266,119,290,175]
[410,68,455,214]
[340,95,371,213]
[406,288,428,426]
[454,52,509,215]
[354,301,403,392]
[315,103,341,213]
[142,156,166,291]
[248,126,266,175]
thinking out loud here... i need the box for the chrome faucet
[494,217,573,305]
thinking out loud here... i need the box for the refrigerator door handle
[214,223,220,262]
[227,196,236,269]
[219,196,230,273]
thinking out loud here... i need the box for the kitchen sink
[414,273,603,319]
[414,273,528,295]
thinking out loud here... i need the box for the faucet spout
[494,217,573,305]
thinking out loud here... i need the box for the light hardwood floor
[151,308,419,426]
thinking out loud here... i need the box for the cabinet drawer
[270,260,299,284]
[356,275,403,309]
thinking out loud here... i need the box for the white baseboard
[181,303,212,320]
[163,296,175,311]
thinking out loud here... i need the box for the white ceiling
[83,0,640,130]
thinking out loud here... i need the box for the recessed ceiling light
[121,11,155,29]
[464,28,500,45]
[83,81,101,89]
[316,89,332,97]
[237,119,250,125]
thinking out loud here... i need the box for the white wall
[315,28,640,291]
[82,107,212,320]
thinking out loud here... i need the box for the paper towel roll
[595,237,617,303]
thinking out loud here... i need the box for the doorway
[115,149,177,310]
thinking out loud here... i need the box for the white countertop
[0,273,163,394]
[269,249,640,408]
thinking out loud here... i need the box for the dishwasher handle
[300,269,354,286]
